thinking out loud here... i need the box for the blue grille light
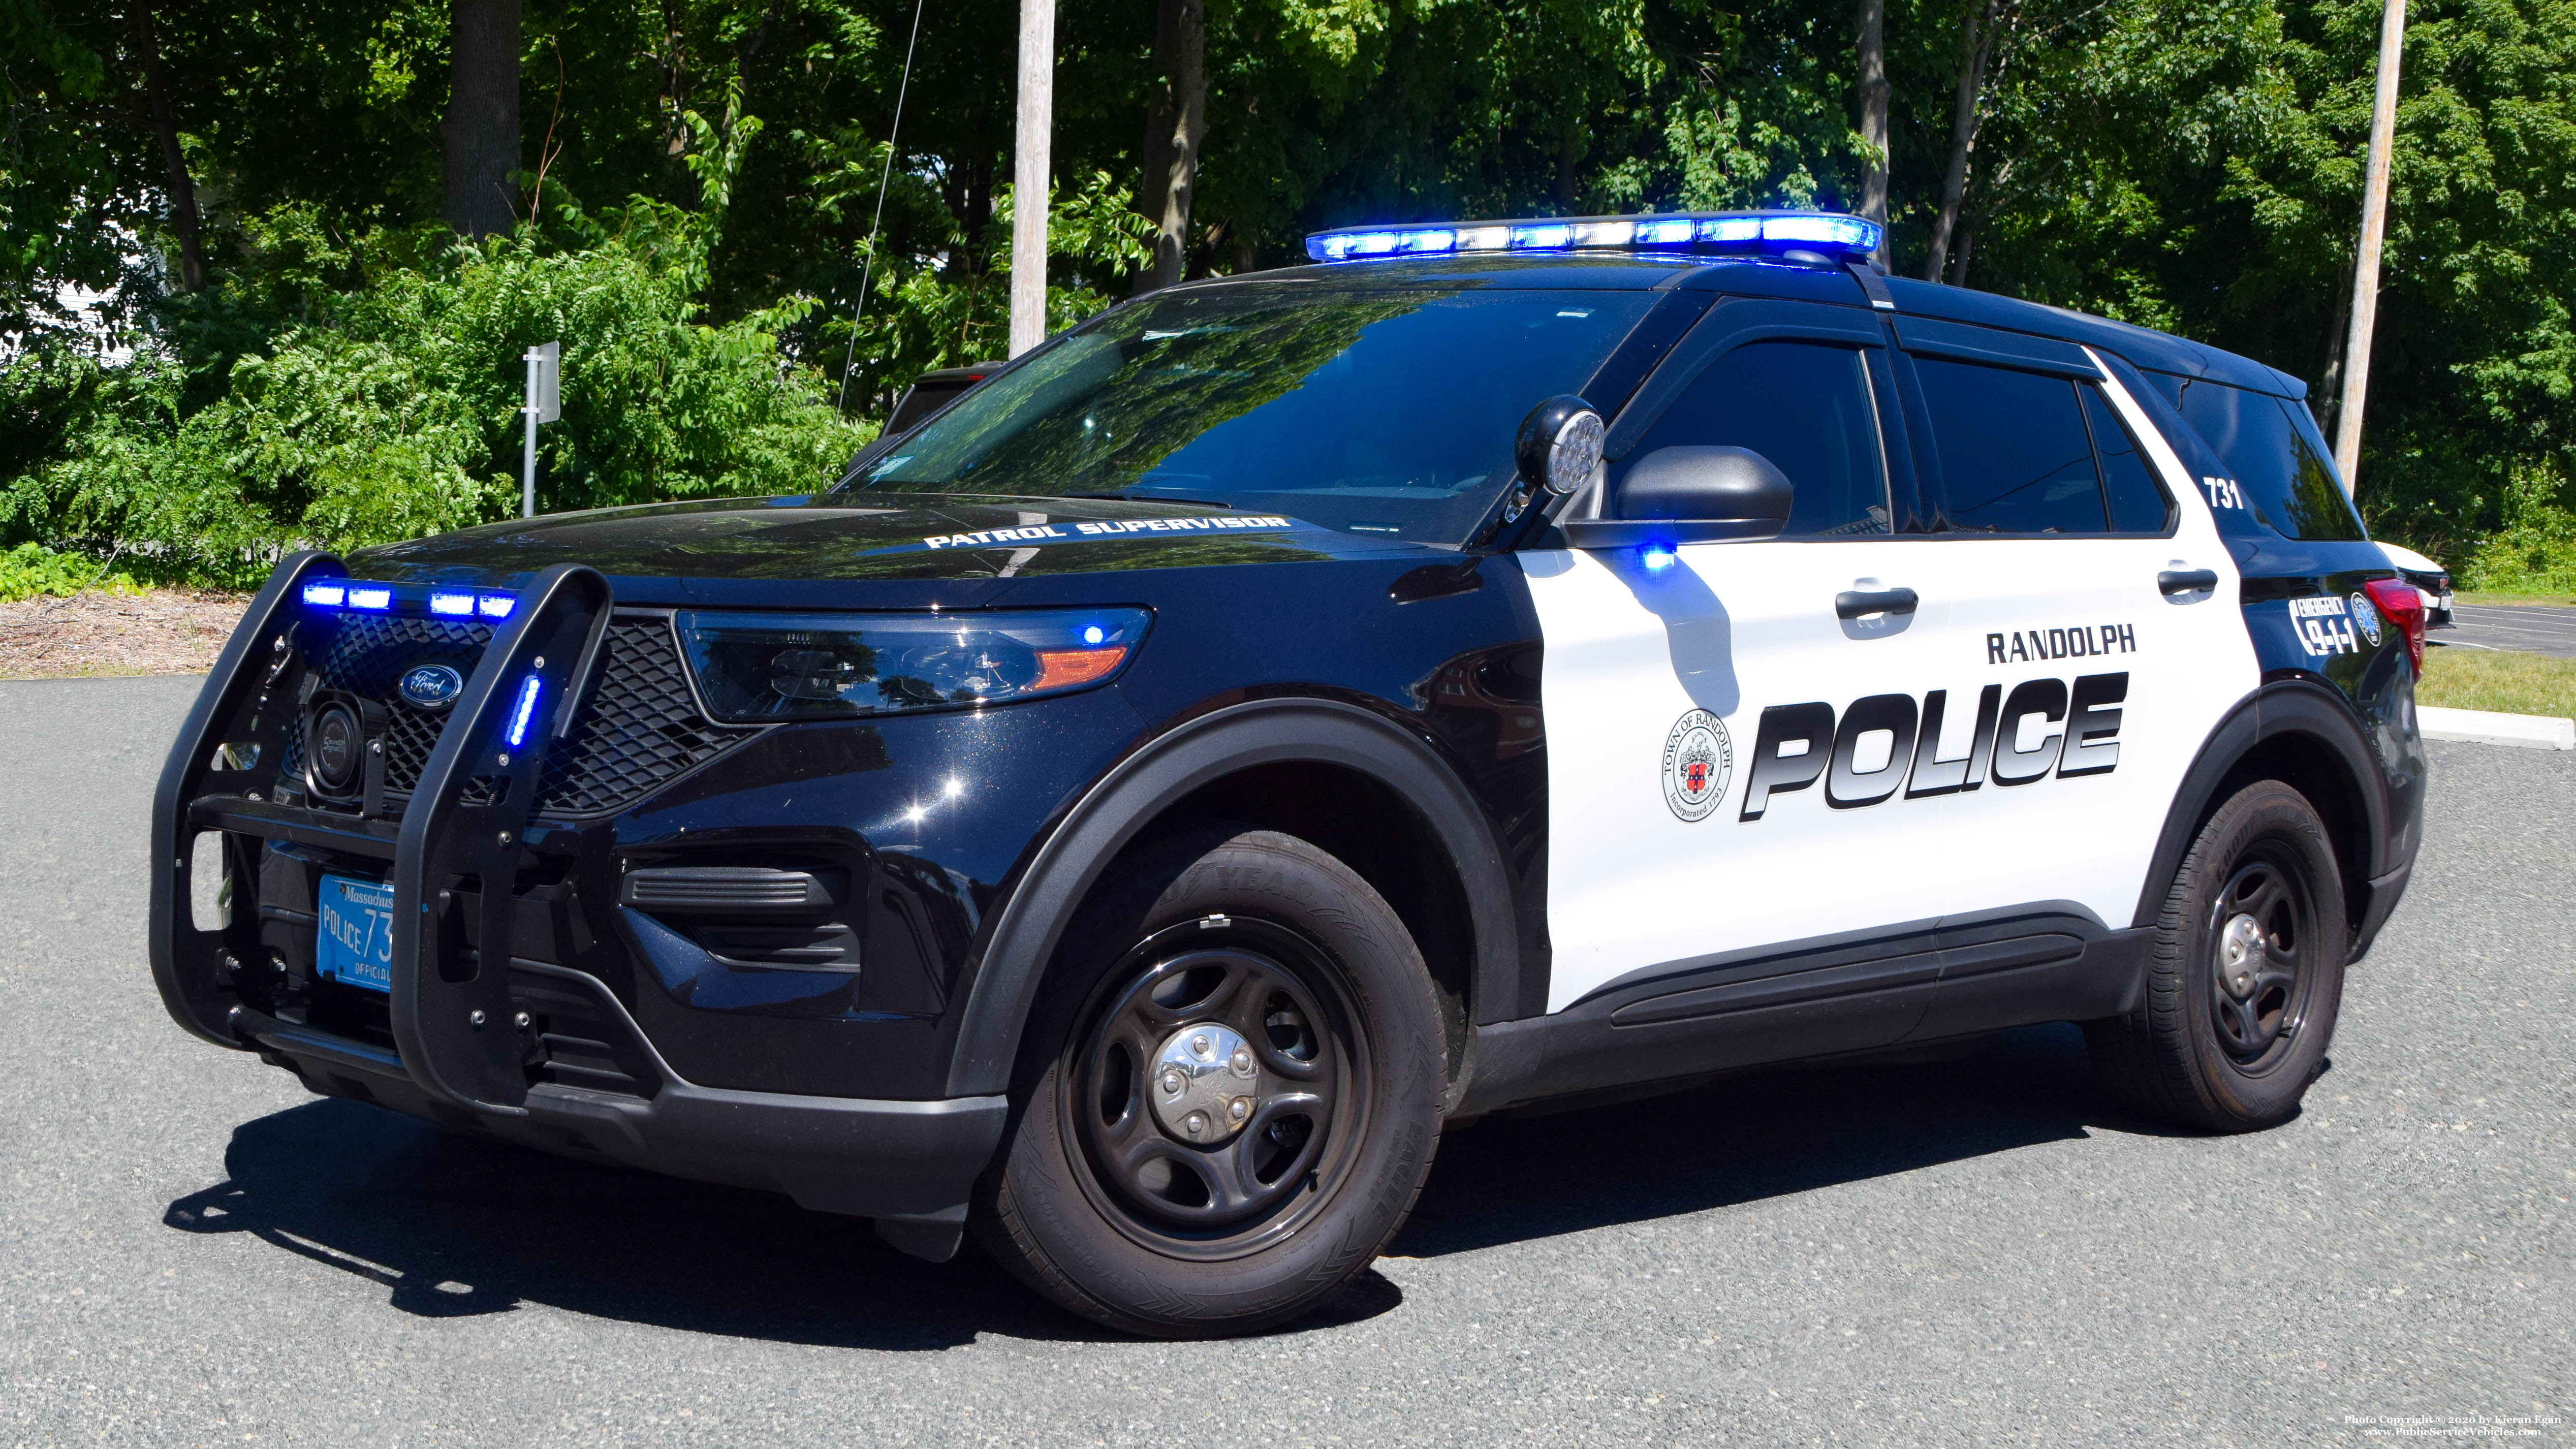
[1642,545,1679,573]
[428,590,476,617]
[1082,624,1107,645]
[301,582,347,607]
[476,593,516,619]
[1306,210,1880,263]
[345,586,394,611]
[506,674,543,748]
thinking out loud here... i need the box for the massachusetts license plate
[316,874,396,993]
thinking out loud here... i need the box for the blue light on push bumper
[1305,209,1883,263]
[505,675,543,748]
[300,582,519,616]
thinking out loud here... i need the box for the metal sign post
[522,341,560,518]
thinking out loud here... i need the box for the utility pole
[2333,0,2406,493]
[1009,0,1056,359]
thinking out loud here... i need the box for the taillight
[2362,577,2425,678]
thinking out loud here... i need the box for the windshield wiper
[1058,490,1240,511]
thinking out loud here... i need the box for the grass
[2454,589,2576,609]
[2417,646,2576,719]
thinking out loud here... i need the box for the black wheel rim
[1062,917,1370,1262]
[2204,842,2318,1075]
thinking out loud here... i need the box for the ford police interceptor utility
[150,210,2426,1337]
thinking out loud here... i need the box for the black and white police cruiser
[151,209,2428,1336]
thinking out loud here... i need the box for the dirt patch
[0,588,248,680]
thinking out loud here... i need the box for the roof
[1236,251,2311,400]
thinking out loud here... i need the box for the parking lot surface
[2,677,2568,1447]
[2443,602,2576,659]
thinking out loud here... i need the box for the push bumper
[151,554,1002,1262]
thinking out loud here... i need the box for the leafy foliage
[0,541,146,602]
[11,0,2576,590]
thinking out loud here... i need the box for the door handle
[2158,569,2219,598]
[1835,586,1919,620]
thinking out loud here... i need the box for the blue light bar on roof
[1306,209,1884,264]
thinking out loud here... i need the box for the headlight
[676,608,1150,721]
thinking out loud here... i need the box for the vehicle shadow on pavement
[160,1022,2183,1343]
[1393,1022,2197,1258]
[161,1095,1404,1348]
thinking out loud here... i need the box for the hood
[352,493,1429,593]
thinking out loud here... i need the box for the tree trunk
[129,2,207,293]
[1925,0,1997,283]
[1136,0,1205,293]
[441,0,523,237]
[1855,0,1890,263]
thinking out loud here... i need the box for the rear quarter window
[2154,376,2366,542]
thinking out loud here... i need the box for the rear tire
[2085,779,2347,1132]
[974,823,1444,1337]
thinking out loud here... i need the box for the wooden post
[2333,0,2406,492]
[1009,0,1056,358]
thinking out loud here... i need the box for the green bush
[0,542,147,604]
[2457,471,2576,597]
[10,200,872,586]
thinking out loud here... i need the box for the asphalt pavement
[2,677,2569,1447]
[2440,602,2576,659]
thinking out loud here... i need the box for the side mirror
[1560,446,1795,548]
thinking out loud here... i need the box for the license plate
[317,874,396,993]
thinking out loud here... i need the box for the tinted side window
[1914,358,2104,534]
[2081,385,2174,532]
[1625,340,1890,537]
[2168,379,2366,541]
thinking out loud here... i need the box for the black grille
[289,613,757,819]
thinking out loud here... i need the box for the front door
[1525,310,1968,1034]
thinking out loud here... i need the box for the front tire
[975,824,1445,1337]
[2085,779,2348,1131]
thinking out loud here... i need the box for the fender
[2133,676,2393,932]
[942,697,1523,1098]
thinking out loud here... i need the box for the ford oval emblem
[399,664,465,711]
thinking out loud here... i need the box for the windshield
[847,284,1656,544]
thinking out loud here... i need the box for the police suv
[151,210,2426,1337]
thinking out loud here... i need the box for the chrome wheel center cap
[2218,913,2264,999]
[1150,1022,1262,1144]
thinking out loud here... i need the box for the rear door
[1888,320,2257,963]
[1525,301,1962,1036]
